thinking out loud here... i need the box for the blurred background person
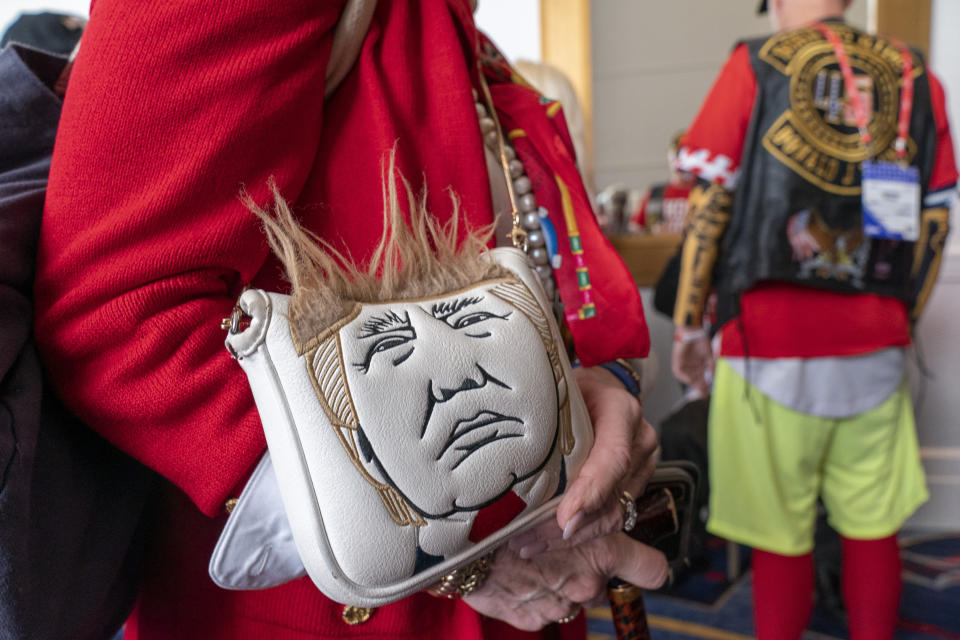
[628,131,696,235]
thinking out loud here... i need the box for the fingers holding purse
[463,532,668,631]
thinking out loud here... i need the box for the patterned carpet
[586,533,960,640]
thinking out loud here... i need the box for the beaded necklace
[474,75,559,304]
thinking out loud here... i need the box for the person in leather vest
[670,0,957,638]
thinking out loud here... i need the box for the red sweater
[34,0,620,637]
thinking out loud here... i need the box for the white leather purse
[211,247,593,606]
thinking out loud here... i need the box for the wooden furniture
[610,233,682,288]
[873,0,932,58]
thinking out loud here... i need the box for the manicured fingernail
[562,511,584,540]
[519,541,549,559]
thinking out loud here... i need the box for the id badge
[861,160,921,241]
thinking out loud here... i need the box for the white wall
[907,276,960,529]
[474,0,541,64]
[907,0,960,529]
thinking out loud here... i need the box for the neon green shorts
[707,359,928,556]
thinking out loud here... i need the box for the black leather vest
[716,22,939,324]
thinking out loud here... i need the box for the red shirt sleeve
[34,0,345,516]
[926,71,959,207]
[629,189,651,230]
[676,44,757,188]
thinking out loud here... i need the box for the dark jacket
[0,44,154,640]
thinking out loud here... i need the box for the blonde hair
[241,151,509,348]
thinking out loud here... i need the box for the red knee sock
[842,535,901,640]
[752,549,814,640]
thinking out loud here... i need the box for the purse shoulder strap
[325,0,377,98]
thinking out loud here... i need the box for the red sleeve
[629,190,651,229]
[926,72,959,206]
[34,0,344,516]
[676,44,757,188]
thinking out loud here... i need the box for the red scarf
[479,35,650,365]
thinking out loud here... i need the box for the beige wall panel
[594,68,721,182]
[591,1,769,79]
[592,0,867,78]
[596,167,668,195]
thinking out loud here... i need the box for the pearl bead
[529,248,549,266]
[479,117,496,134]
[522,212,542,230]
[473,101,558,299]
[518,193,537,213]
[543,279,556,300]
[513,176,532,195]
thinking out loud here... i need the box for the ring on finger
[557,605,582,624]
[619,490,638,532]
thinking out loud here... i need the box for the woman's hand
[671,327,713,397]
[464,532,668,631]
[509,367,657,558]
[506,365,659,557]
[462,364,667,630]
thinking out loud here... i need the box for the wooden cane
[605,481,687,640]
[607,581,652,640]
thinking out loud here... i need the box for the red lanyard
[813,23,914,161]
